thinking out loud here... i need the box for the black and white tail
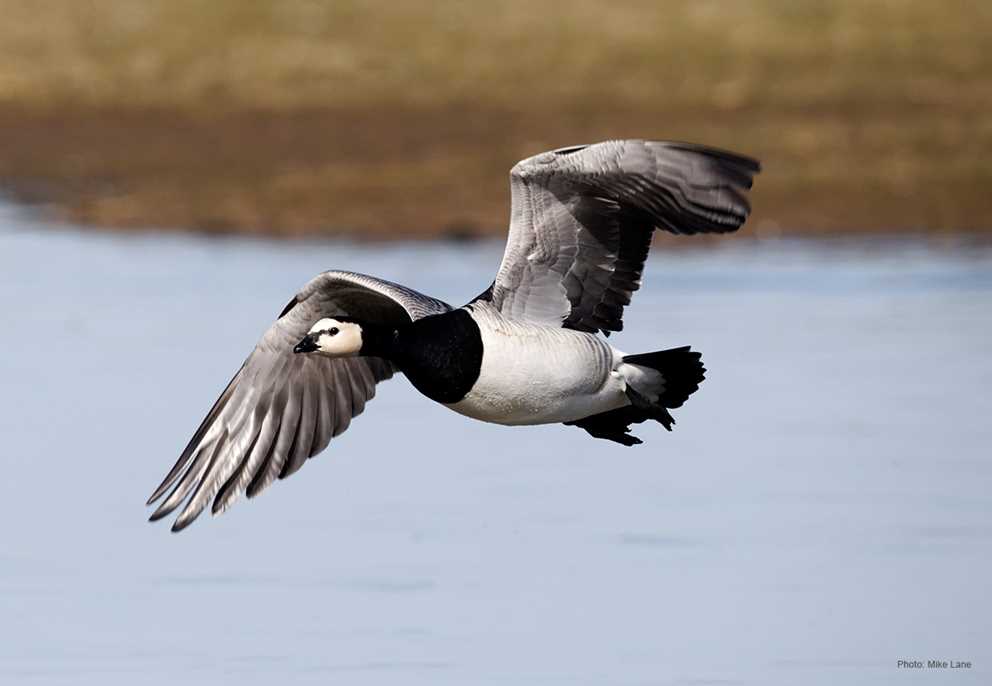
[565,346,705,446]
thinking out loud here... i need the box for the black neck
[360,310,483,404]
[358,323,404,360]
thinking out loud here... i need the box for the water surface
[1,204,989,684]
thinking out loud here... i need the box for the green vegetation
[0,0,989,236]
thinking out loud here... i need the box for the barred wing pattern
[490,140,760,333]
[147,271,451,531]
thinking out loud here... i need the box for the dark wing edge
[490,139,760,333]
[146,271,450,532]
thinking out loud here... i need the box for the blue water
[1,201,990,685]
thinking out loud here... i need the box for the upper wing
[147,270,451,531]
[487,140,760,333]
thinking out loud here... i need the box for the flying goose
[148,140,760,531]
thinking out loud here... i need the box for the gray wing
[488,140,760,333]
[147,270,451,532]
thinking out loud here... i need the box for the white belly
[445,309,629,425]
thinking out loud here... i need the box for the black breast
[395,309,483,404]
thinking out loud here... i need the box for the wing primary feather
[211,409,281,515]
[208,426,262,516]
[146,366,244,505]
[237,387,289,500]
[246,380,302,499]
[174,409,264,529]
[170,429,240,532]
[149,429,228,522]
[280,369,318,479]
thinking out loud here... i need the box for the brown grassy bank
[0,1,990,237]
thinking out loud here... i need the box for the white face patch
[307,318,363,357]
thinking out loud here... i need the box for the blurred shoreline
[0,1,989,238]
[3,101,990,240]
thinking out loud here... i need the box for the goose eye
[328,327,339,336]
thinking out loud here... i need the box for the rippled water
[1,202,990,684]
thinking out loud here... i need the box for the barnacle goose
[148,140,760,531]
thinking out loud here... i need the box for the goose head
[294,317,364,358]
